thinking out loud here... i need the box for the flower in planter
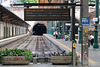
[0,48,33,61]
[13,57,23,60]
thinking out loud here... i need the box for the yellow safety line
[47,36,97,64]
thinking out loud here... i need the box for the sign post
[73,41,76,67]
[82,17,90,65]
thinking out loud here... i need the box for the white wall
[0,21,4,39]
[0,21,27,39]
[10,24,12,37]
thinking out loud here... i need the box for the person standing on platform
[53,31,55,37]
[89,34,94,46]
[55,31,58,39]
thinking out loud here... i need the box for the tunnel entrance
[32,23,47,35]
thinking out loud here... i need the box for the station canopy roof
[0,4,30,27]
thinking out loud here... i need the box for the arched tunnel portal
[32,23,47,35]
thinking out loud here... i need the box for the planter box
[33,57,51,64]
[51,56,72,64]
[51,56,79,65]
[1,56,30,65]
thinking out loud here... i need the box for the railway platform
[0,63,83,67]
[0,34,100,67]
[44,34,100,67]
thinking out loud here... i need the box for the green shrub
[0,48,33,61]
[52,51,77,56]
[65,51,77,56]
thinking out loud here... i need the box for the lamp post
[78,25,82,44]
[58,21,60,33]
[65,1,68,35]
[78,0,83,44]
[70,0,75,41]
[93,0,99,49]
[65,22,68,35]
[52,21,53,35]
[48,0,52,34]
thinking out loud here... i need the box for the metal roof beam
[12,3,95,6]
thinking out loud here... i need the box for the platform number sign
[82,17,90,25]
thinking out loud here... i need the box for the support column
[48,21,53,35]
[60,22,61,34]
[8,23,10,37]
[70,0,73,41]
[19,26,20,34]
[71,5,75,66]
[81,0,89,65]
[47,21,50,34]
[25,27,27,34]
[0,22,4,39]
[58,22,60,32]
[22,27,23,34]
[56,21,58,31]
[52,21,53,35]
[93,0,99,49]
[13,25,15,36]
[10,24,12,37]
[20,27,22,34]
[0,21,1,39]
[63,22,65,38]
[70,3,73,41]
[54,21,56,31]
[18,26,20,35]
[17,26,18,35]
[78,0,83,44]
[65,1,68,36]
[15,26,17,36]
[4,23,6,38]
[78,25,82,44]
[65,21,68,35]
[6,23,7,38]
[12,25,14,37]
[61,22,63,36]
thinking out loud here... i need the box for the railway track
[0,35,29,50]
[0,35,34,50]
[35,36,63,58]
[0,35,64,59]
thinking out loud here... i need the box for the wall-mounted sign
[82,17,90,25]
[24,9,70,21]
[93,18,98,22]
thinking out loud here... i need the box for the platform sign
[24,9,70,21]
[73,43,76,48]
[93,18,98,22]
[84,28,87,33]
[82,17,90,25]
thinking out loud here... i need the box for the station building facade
[0,4,29,39]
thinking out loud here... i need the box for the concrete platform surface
[0,63,71,67]
[44,34,100,67]
[0,63,91,67]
